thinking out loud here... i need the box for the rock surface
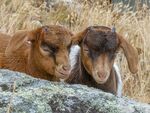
[0,69,150,113]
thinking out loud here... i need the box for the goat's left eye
[41,45,50,52]
[41,43,58,54]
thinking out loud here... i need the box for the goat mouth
[55,70,70,79]
[92,70,110,84]
[93,74,108,84]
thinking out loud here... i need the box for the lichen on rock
[0,69,150,113]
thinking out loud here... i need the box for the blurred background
[0,0,149,103]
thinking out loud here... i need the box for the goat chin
[113,63,122,97]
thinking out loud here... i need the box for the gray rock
[0,69,149,113]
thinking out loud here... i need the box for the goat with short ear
[66,26,138,96]
[0,25,73,81]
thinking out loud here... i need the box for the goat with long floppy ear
[67,26,138,95]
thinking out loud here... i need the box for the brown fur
[66,26,138,95]
[0,33,11,53]
[0,25,73,81]
[0,33,11,68]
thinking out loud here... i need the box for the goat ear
[5,30,29,55]
[27,26,49,42]
[5,27,42,55]
[27,28,41,42]
[118,34,138,74]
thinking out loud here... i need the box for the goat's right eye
[83,45,89,53]
[83,48,89,52]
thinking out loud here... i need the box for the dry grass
[0,0,149,103]
[6,80,16,113]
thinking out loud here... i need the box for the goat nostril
[97,72,106,80]
[62,65,71,71]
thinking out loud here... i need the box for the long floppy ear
[27,26,50,42]
[118,34,138,74]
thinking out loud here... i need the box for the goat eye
[41,44,50,52]
[48,47,58,54]
[41,43,58,54]
[84,48,89,52]
[83,45,89,52]
[83,46,89,52]
[41,45,50,52]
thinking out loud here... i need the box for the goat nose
[97,71,106,80]
[62,65,71,71]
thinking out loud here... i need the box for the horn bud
[111,26,116,33]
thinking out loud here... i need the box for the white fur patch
[113,63,122,97]
[69,45,80,69]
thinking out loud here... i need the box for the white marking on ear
[113,63,122,97]
[26,41,31,44]
[69,45,80,69]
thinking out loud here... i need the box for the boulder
[0,69,149,113]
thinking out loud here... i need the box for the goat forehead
[47,25,73,37]
[84,31,118,50]
[45,35,71,45]
[43,33,71,47]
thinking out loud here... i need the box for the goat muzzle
[55,64,71,79]
[92,70,110,84]
[97,71,107,80]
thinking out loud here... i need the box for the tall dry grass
[0,0,149,103]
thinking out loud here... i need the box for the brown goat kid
[66,26,138,95]
[0,25,73,81]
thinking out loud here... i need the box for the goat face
[28,25,72,79]
[81,27,119,84]
[5,25,72,79]
[72,26,138,84]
